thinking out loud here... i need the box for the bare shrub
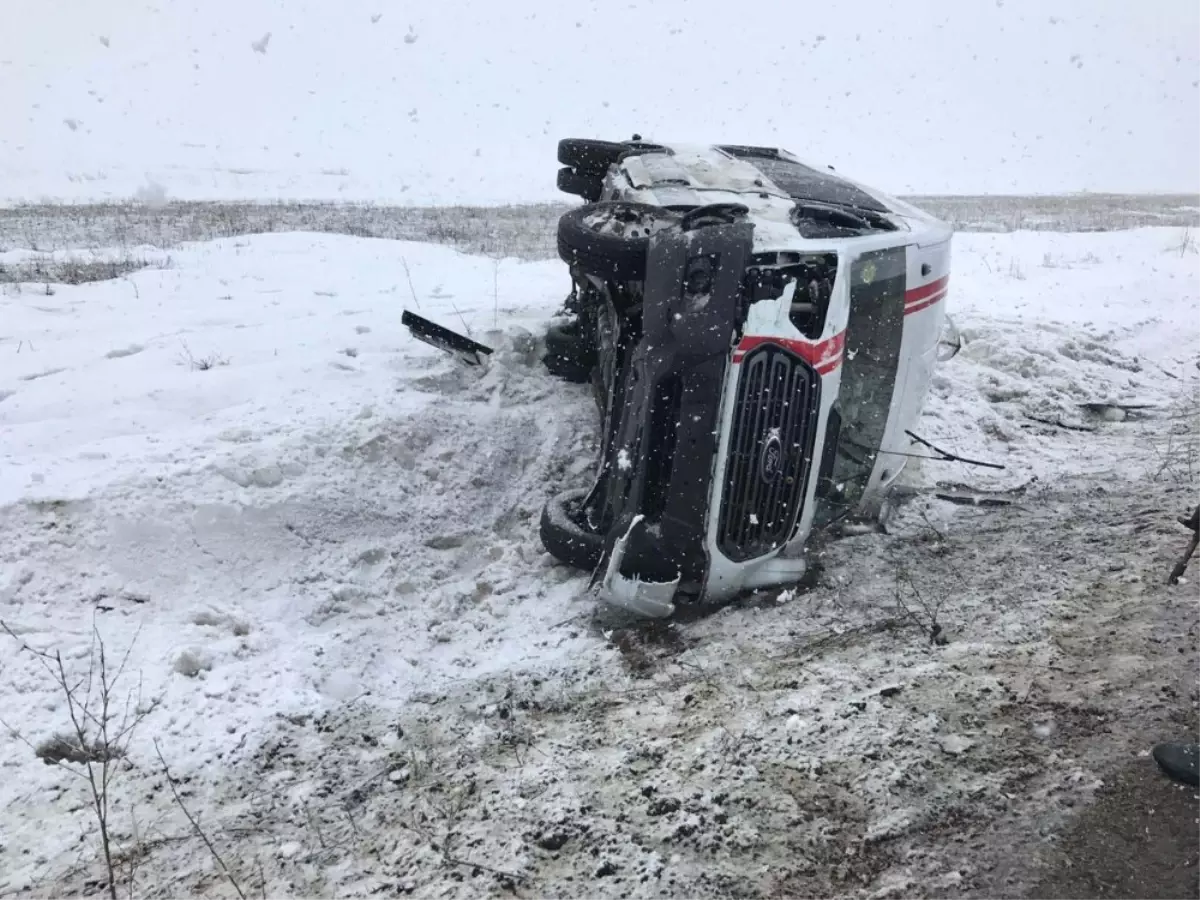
[891,564,950,645]
[178,341,230,371]
[0,621,159,900]
[1169,226,1197,257]
[1150,381,1200,483]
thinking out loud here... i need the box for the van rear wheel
[557,138,624,175]
[556,201,680,281]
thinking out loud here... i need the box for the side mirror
[936,315,962,363]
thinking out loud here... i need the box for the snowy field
[0,214,1198,897]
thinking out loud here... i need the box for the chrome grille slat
[717,346,821,562]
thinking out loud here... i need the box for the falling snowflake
[403,26,418,44]
[251,32,271,54]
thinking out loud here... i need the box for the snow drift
[0,226,1196,895]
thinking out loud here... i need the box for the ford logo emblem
[761,434,784,483]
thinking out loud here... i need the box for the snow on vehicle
[539,137,954,619]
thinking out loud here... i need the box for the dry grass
[0,255,168,285]
[0,202,567,260]
[904,192,1199,234]
[0,195,1194,260]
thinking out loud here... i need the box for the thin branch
[1024,413,1096,433]
[918,507,946,542]
[109,621,145,692]
[1,622,107,734]
[444,855,529,883]
[257,856,268,900]
[448,300,472,337]
[400,257,421,310]
[154,741,247,900]
[397,812,528,884]
[0,715,87,780]
[492,258,500,330]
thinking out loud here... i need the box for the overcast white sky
[1,0,1197,202]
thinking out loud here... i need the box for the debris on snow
[173,649,214,678]
[939,734,976,756]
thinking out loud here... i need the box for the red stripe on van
[905,288,948,316]
[905,275,949,304]
[732,331,845,374]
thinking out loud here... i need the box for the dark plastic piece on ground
[401,311,492,365]
[1152,742,1199,786]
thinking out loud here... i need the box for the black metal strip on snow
[401,310,493,366]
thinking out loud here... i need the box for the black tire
[557,138,624,175]
[556,167,604,202]
[540,488,605,571]
[556,202,680,281]
[543,322,595,383]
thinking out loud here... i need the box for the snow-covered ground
[0,225,1197,897]
[3,0,1197,203]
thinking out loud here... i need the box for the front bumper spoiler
[597,515,679,618]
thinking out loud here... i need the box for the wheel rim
[581,205,678,240]
[563,492,599,534]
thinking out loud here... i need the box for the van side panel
[855,238,952,516]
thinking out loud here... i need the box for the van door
[820,246,908,521]
[892,239,952,436]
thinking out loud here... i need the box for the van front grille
[717,345,821,562]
